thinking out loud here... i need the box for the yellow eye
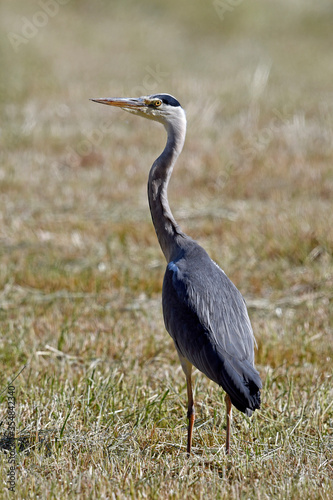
[154,99,162,107]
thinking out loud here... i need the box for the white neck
[147,109,187,262]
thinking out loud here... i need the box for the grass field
[0,0,332,498]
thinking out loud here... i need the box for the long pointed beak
[90,97,145,109]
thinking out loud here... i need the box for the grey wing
[162,253,261,414]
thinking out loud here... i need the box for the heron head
[90,93,185,127]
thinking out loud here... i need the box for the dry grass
[0,0,332,498]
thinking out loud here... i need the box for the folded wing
[162,242,262,414]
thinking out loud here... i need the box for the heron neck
[148,118,187,262]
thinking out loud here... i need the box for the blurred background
[0,0,332,497]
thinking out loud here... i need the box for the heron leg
[186,367,195,455]
[225,393,232,454]
[177,352,195,455]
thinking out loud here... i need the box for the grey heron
[91,93,262,455]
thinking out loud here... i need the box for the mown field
[0,0,332,498]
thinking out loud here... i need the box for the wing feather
[162,242,261,413]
